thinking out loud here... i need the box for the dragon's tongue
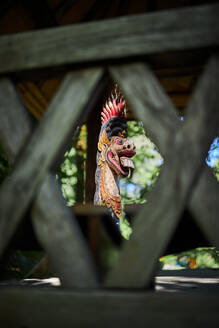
[120,157,134,169]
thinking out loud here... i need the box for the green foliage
[120,200,133,240]
[120,121,163,204]
[56,126,87,205]
[99,232,119,274]
[57,121,162,206]
[213,158,219,181]
[159,247,219,270]
[57,146,78,206]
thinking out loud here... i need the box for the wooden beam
[0,288,218,328]
[0,68,103,258]
[0,78,33,163]
[0,4,218,73]
[0,78,100,287]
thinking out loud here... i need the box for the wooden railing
[0,3,219,327]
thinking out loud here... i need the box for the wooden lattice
[0,3,219,327]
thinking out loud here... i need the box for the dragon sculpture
[94,86,136,237]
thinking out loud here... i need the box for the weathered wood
[0,67,103,257]
[0,4,218,74]
[0,288,219,328]
[32,174,98,287]
[0,78,99,287]
[105,57,219,288]
[0,78,33,162]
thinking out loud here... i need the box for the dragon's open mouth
[107,150,135,178]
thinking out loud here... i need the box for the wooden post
[85,99,102,263]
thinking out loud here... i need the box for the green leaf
[120,201,133,240]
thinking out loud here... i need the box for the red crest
[101,86,127,124]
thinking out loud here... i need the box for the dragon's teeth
[120,158,134,169]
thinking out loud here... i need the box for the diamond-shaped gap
[49,74,165,275]
[82,78,166,275]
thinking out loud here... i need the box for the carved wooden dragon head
[94,87,136,222]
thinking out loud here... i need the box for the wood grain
[0,288,218,328]
[0,4,218,73]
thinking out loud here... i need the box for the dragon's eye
[116,138,123,145]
